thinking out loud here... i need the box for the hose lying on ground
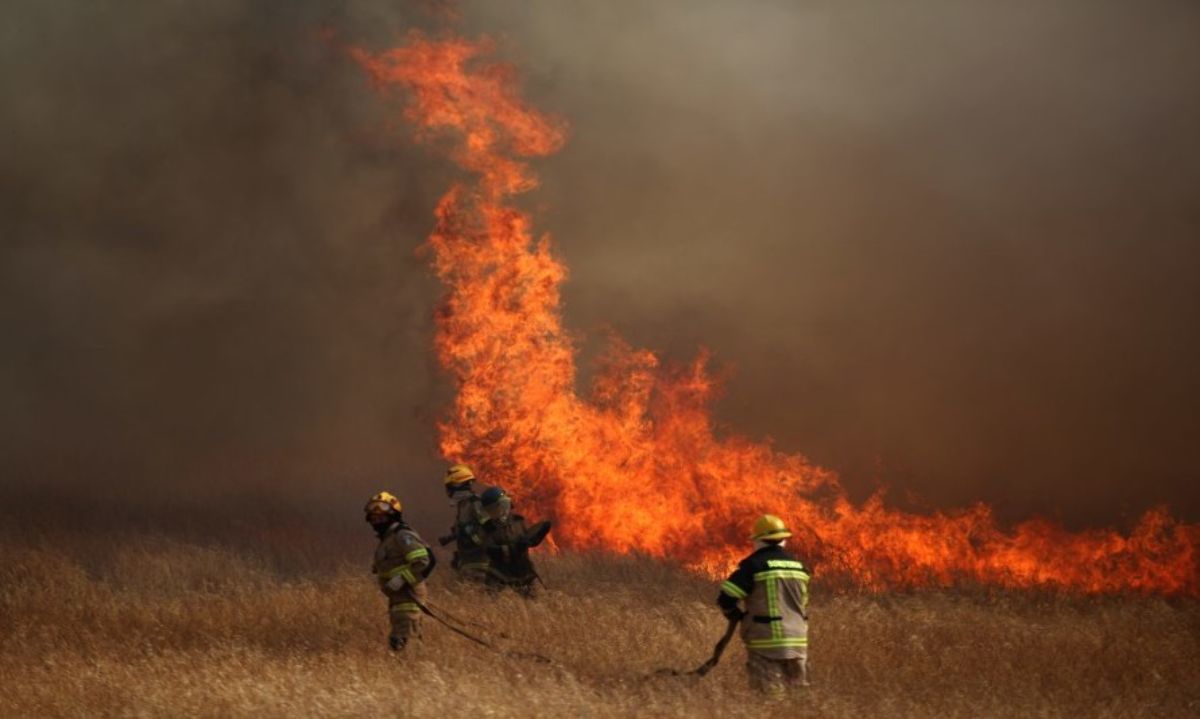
[651,617,739,678]
[412,594,736,678]
[410,595,554,664]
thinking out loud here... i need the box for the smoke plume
[2,1,1198,536]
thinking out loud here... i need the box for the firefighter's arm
[716,563,754,621]
[716,593,745,622]
[381,539,429,591]
[525,520,552,547]
[379,561,413,592]
[405,544,431,583]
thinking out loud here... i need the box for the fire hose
[652,616,739,678]
[424,599,506,636]
[412,595,737,678]
[409,595,553,664]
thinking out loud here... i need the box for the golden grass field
[2,525,1198,718]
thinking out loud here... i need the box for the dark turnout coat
[717,544,810,660]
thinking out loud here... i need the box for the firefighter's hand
[438,534,455,546]
[722,607,746,622]
[384,575,407,593]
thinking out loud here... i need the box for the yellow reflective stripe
[753,570,810,582]
[766,576,783,641]
[379,565,407,580]
[380,565,421,585]
[405,548,429,562]
[765,559,806,570]
[747,637,808,648]
[390,603,419,614]
[721,581,748,599]
[459,562,489,570]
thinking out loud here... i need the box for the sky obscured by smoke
[3,0,1198,531]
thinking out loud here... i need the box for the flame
[353,33,1199,594]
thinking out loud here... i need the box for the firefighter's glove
[384,575,407,593]
[723,607,746,623]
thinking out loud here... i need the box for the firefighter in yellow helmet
[365,491,435,651]
[437,464,489,582]
[716,514,811,696]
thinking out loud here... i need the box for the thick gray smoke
[2,1,1198,534]
[0,1,451,523]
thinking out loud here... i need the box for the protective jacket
[372,522,432,615]
[449,493,488,574]
[717,544,810,660]
[481,513,544,586]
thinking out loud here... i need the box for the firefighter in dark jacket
[717,514,811,696]
[478,487,551,597]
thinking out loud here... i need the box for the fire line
[353,32,1198,595]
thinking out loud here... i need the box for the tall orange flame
[354,33,1199,594]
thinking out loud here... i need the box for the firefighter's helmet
[750,514,792,541]
[444,463,476,486]
[480,487,507,507]
[480,486,511,520]
[364,491,402,519]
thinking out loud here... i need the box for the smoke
[0,1,452,520]
[2,1,1197,531]
[462,0,1200,525]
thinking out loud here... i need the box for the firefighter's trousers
[746,650,809,696]
[386,582,427,649]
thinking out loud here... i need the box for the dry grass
[1,531,1198,718]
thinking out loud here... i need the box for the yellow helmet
[444,463,476,485]
[364,491,402,518]
[750,514,792,541]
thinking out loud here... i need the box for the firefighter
[365,491,435,651]
[478,487,552,597]
[716,514,811,696]
[438,464,489,582]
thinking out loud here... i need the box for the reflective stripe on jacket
[373,524,431,593]
[717,545,810,660]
